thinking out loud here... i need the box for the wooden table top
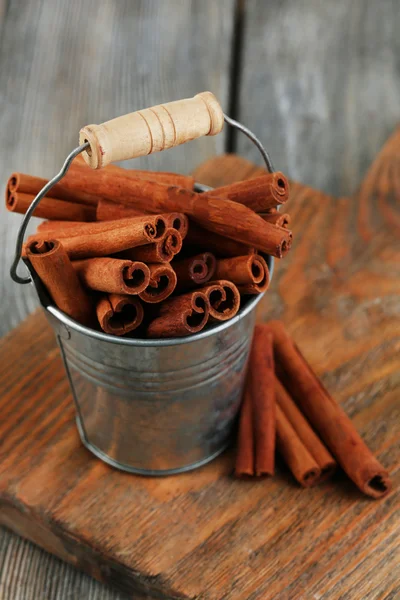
[1,1,399,598]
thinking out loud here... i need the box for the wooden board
[236,0,400,199]
[0,0,235,337]
[1,136,399,600]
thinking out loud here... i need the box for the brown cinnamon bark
[276,404,321,487]
[6,191,96,221]
[248,325,276,476]
[268,321,392,498]
[172,252,216,291]
[138,264,177,304]
[214,255,270,295]
[275,377,336,480]
[7,172,99,206]
[96,294,144,336]
[235,384,255,477]
[164,213,189,239]
[53,170,292,257]
[200,280,240,321]
[25,239,93,326]
[185,222,255,257]
[118,228,182,263]
[28,216,168,260]
[96,199,146,221]
[203,172,289,212]
[261,212,291,229]
[37,220,86,232]
[147,290,209,338]
[73,258,150,295]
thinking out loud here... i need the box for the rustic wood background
[0,0,399,598]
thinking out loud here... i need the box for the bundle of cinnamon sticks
[235,322,392,500]
[6,159,292,338]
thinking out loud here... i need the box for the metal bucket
[38,268,270,475]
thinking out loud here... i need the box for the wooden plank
[0,135,399,599]
[236,0,400,198]
[0,0,235,337]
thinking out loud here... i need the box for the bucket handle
[10,99,274,285]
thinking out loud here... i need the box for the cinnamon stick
[164,213,189,239]
[118,228,182,263]
[235,385,255,477]
[200,280,241,321]
[6,191,96,221]
[7,172,99,207]
[185,222,255,258]
[73,258,150,295]
[261,212,291,229]
[96,294,144,336]
[96,199,146,221]
[248,326,276,476]
[172,252,216,291]
[268,321,392,498]
[275,377,336,480]
[138,264,177,304]
[25,239,93,326]
[203,172,289,212]
[28,215,168,260]
[276,404,321,488]
[52,170,292,257]
[214,255,270,295]
[147,290,209,338]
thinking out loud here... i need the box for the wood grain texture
[0,0,234,337]
[237,0,400,198]
[0,143,399,599]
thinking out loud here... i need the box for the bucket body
[44,291,265,475]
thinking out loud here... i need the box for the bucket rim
[46,289,267,347]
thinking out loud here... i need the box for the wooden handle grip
[79,92,224,170]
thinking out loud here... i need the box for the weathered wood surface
[0,139,399,599]
[0,0,234,337]
[237,0,400,198]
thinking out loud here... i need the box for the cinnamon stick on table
[203,172,289,212]
[235,385,255,477]
[25,240,93,326]
[275,377,336,480]
[72,258,150,295]
[6,191,96,222]
[96,294,144,336]
[248,325,276,476]
[267,321,392,499]
[214,255,270,295]
[200,280,240,321]
[138,264,177,304]
[172,252,216,291]
[147,290,209,338]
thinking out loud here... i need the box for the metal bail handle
[10,102,275,285]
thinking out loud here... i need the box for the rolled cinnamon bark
[214,255,270,295]
[37,220,84,232]
[53,170,292,258]
[248,326,276,476]
[268,321,392,498]
[96,199,146,221]
[73,258,150,295]
[119,228,182,263]
[203,172,289,212]
[25,239,93,326]
[28,216,168,260]
[147,290,209,338]
[6,191,96,221]
[261,212,291,229]
[139,264,177,304]
[275,377,336,480]
[164,213,189,239]
[185,222,255,257]
[200,280,240,321]
[172,252,216,291]
[7,172,99,206]
[235,385,255,477]
[96,294,144,336]
[276,404,321,488]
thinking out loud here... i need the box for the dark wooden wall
[0,1,398,598]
